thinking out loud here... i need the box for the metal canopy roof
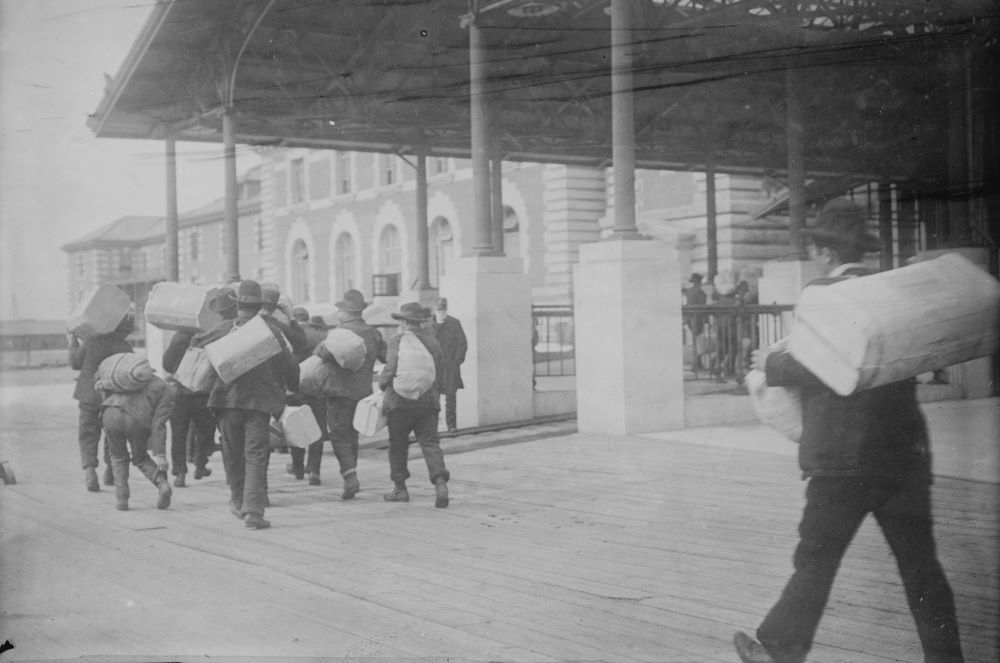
[89,0,998,182]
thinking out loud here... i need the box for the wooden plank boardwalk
[0,383,996,662]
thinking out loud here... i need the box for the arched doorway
[290,238,310,302]
[333,232,356,294]
[429,217,453,288]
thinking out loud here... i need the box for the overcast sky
[0,0,259,321]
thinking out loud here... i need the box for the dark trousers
[78,403,110,469]
[169,392,216,476]
[327,396,360,477]
[216,409,270,518]
[102,407,162,486]
[289,397,328,475]
[386,407,449,486]
[758,474,963,663]
[443,392,457,431]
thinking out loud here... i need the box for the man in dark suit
[206,280,300,530]
[429,297,467,433]
[69,312,134,492]
[733,199,963,663]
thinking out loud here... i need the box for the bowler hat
[391,302,431,323]
[433,297,448,310]
[307,315,328,330]
[260,283,281,307]
[335,289,367,313]
[231,280,264,305]
[801,198,880,252]
[291,306,310,322]
[209,286,238,313]
[689,273,703,284]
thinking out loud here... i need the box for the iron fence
[682,304,795,382]
[532,305,575,377]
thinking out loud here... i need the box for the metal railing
[682,304,795,383]
[532,305,575,377]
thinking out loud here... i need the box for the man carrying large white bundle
[378,302,450,508]
[313,289,386,497]
[733,199,964,663]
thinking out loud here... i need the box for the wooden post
[165,136,180,282]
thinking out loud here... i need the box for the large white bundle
[67,284,131,339]
[353,391,387,437]
[745,369,802,443]
[393,331,436,400]
[788,252,1000,396]
[322,328,367,371]
[204,315,282,384]
[269,405,321,449]
[172,346,215,393]
[145,282,223,332]
[96,353,154,393]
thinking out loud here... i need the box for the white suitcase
[67,284,131,339]
[788,253,1000,395]
[353,391,387,437]
[145,282,223,332]
[172,346,215,393]
[270,405,320,449]
[205,315,282,384]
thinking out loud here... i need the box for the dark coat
[100,376,175,457]
[313,317,386,401]
[70,333,133,406]
[764,266,930,483]
[206,314,300,415]
[267,315,309,362]
[379,328,444,411]
[429,315,467,394]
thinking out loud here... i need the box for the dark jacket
[100,376,175,457]
[764,266,930,483]
[70,333,133,406]
[206,313,300,415]
[267,315,309,362]
[379,328,444,412]
[429,315,467,394]
[314,316,386,401]
[162,330,196,396]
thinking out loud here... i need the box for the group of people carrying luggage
[70,280,455,529]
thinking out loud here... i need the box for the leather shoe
[194,466,212,480]
[434,480,449,508]
[286,463,304,480]
[244,513,271,530]
[173,474,186,488]
[308,473,321,486]
[383,486,409,502]
[341,473,359,499]
[229,500,243,519]
[156,477,172,510]
[84,467,100,492]
[103,465,115,486]
[733,632,806,663]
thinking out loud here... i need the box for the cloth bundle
[96,353,155,393]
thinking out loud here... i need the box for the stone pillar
[440,256,534,428]
[539,165,604,302]
[573,239,684,434]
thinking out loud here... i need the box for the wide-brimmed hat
[291,306,310,322]
[335,289,367,313]
[689,273,703,284]
[391,302,431,323]
[801,198,880,252]
[230,280,264,305]
[433,297,448,311]
[209,286,238,314]
[307,315,329,330]
[260,282,281,308]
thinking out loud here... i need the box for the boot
[103,465,115,486]
[112,459,130,511]
[434,478,449,509]
[308,472,321,486]
[286,462,304,480]
[173,473,186,488]
[194,466,212,480]
[244,513,271,529]
[383,482,409,502]
[84,466,100,492]
[155,472,172,510]
[341,471,359,499]
[229,500,243,519]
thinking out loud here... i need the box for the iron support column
[415,152,431,289]
[786,68,806,254]
[946,51,970,244]
[491,151,504,254]
[878,181,894,270]
[164,136,179,282]
[469,18,495,254]
[705,152,718,283]
[609,0,640,239]
[222,107,240,283]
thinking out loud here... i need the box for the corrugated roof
[61,216,164,251]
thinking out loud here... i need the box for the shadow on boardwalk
[0,379,996,662]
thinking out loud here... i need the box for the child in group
[97,353,175,511]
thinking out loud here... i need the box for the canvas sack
[298,354,334,397]
[393,331,436,400]
[172,346,215,393]
[353,391,387,437]
[322,328,367,371]
[269,405,320,450]
[745,368,802,443]
[96,353,155,393]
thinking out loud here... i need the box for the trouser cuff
[341,468,357,477]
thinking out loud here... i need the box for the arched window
[429,218,452,288]
[291,239,310,302]
[502,206,521,259]
[335,233,355,292]
[379,225,401,273]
